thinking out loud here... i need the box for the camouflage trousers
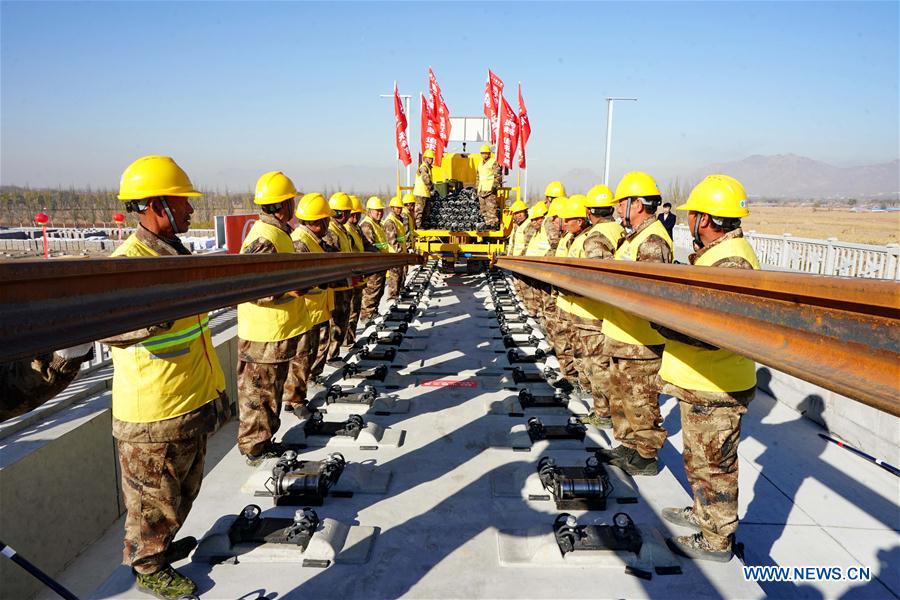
[385,267,403,301]
[605,355,666,459]
[575,325,611,417]
[361,272,385,322]
[237,359,288,456]
[311,320,330,379]
[414,196,429,228]
[282,325,321,409]
[326,289,353,361]
[519,278,539,317]
[344,287,363,346]
[479,192,500,227]
[546,308,578,383]
[118,436,206,574]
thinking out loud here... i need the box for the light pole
[380,92,412,186]
[603,97,637,186]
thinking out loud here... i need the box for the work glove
[55,342,94,360]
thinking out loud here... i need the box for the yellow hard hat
[295,193,333,221]
[557,194,588,220]
[678,174,749,218]
[585,184,616,208]
[349,195,363,214]
[389,195,403,208]
[480,144,492,154]
[254,171,298,205]
[118,155,201,201]
[402,193,416,205]
[423,149,435,159]
[547,196,567,218]
[543,181,566,199]
[614,171,661,201]
[366,196,385,210]
[529,202,548,219]
[509,199,528,214]
[329,192,353,212]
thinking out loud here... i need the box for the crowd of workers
[2,150,761,598]
[505,172,760,564]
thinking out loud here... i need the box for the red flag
[517,83,531,169]
[483,70,504,143]
[394,83,411,167]
[496,95,519,170]
[428,67,452,145]
[420,93,444,166]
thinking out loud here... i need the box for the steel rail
[496,256,900,416]
[0,253,421,363]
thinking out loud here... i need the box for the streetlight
[380,92,412,186]
[602,97,637,186]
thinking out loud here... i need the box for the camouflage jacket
[0,353,88,422]
[350,221,379,252]
[105,226,231,442]
[382,216,402,253]
[416,163,433,197]
[238,213,301,364]
[543,217,562,252]
[476,161,504,197]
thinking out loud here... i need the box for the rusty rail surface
[496,256,900,417]
[0,253,421,363]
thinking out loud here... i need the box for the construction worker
[519,201,548,317]
[103,156,230,599]
[505,199,530,256]
[402,192,417,246]
[382,195,409,300]
[236,171,307,465]
[412,149,435,227]
[566,184,624,428]
[597,172,673,476]
[343,195,373,347]
[550,194,590,387]
[1,343,94,421]
[656,175,759,563]
[528,197,566,351]
[285,193,333,409]
[541,181,565,251]
[322,193,356,363]
[359,196,389,321]
[475,144,503,229]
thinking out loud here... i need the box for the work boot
[595,445,629,463]
[608,447,659,476]
[135,565,197,599]
[164,537,198,563]
[580,412,613,429]
[666,533,733,563]
[245,441,286,467]
[662,506,701,531]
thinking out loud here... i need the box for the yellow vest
[343,223,366,288]
[328,220,354,291]
[525,227,551,256]
[237,220,309,342]
[361,216,389,252]
[558,221,625,320]
[383,212,408,252]
[413,163,431,197]
[477,156,497,194]
[508,218,531,256]
[404,207,416,242]
[110,234,226,423]
[554,231,580,314]
[602,219,674,346]
[290,226,332,326]
[659,236,760,392]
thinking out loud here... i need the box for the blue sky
[1,1,897,194]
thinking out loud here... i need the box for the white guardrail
[671,224,900,280]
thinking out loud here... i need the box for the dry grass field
[736,206,899,245]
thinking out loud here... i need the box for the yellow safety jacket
[477,156,497,194]
[383,213,408,253]
[110,234,226,423]
[404,207,416,243]
[237,220,309,343]
[659,236,761,392]
[524,227,551,256]
[291,226,332,326]
[558,221,624,320]
[554,232,579,314]
[413,163,431,197]
[328,220,354,292]
[602,219,674,346]
[343,222,366,288]
[361,215,389,252]
[508,218,531,256]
